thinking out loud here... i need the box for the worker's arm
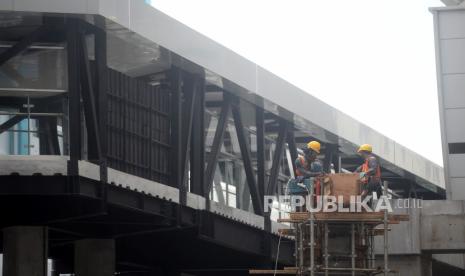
[354,165,362,173]
[294,158,321,178]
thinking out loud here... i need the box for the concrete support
[2,226,48,276]
[421,254,433,276]
[51,259,72,276]
[376,254,431,276]
[74,239,115,276]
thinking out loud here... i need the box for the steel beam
[38,117,60,155]
[204,94,231,197]
[190,75,205,196]
[170,68,183,190]
[0,115,25,134]
[181,75,197,181]
[180,73,197,204]
[169,68,184,226]
[94,15,109,209]
[256,107,266,200]
[78,27,102,161]
[66,19,81,181]
[231,101,263,215]
[323,144,338,173]
[286,128,298,175]
[256,107,272,260]
[266,119,288,196]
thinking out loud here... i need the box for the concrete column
[51,259,72,276]
[379,254,432,276]
[2,226,48,276]
[421,253,432,276]
[74,239,115,276]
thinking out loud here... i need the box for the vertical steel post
[95,17,108,210]
[180,75,197,192]
[351,223,356,276]
[371,231,375,269]
[298,223,304,275]
[383,180,389,276]
[190,75,205,196]
[361,222,366,269]
[66,19,81,193]
[170,68,183,225]
[309,184,315,276]
[78,27,101,162]
[26,96,31,155]
[324,223,329,276]
[256,107,265,200]
[323,144,334,173]
[286,129,298,174]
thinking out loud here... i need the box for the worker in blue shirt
[295,141,324,180]
[288,141,324,196]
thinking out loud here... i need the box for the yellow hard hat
[307,141,321,154]
[358,144,373,153]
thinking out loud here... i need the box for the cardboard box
[323,173,361,205]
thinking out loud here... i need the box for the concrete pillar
[74,239,115,276]
[378,254,432,276]
[2,226,48,276]
[421,253,433,276]
[51,259,72,276]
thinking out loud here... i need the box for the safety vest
[361,157,381,184]
[294,156,322,198]
[295,156,310,177]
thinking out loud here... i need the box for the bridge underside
[0,173,293,275]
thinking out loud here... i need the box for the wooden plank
[278,218,400,224]
[277,218,302,223]
[278,229,295,236]
[373,228,391,236]
[390,214,410,221]
[249,269,297,274]
[288,212,409,222]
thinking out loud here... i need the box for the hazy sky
[150,0,444,165]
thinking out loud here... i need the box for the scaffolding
[250,179,409,276]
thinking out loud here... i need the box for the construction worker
[288,141,324,211]
[355,144,382,198]
[295,141,324,181]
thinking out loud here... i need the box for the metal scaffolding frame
[250,181,409,275]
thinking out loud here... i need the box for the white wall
[433,7,465,199]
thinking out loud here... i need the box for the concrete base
[2,226,47,276]
[376,254,432,276]
[433,253,465,270]
[51,259,72,276]
[74,239,115,276]
[432,257,465,275]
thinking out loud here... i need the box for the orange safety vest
[361,158,381,184]
[295,156,322,197]
[295,156,310,177]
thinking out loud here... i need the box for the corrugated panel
[107,68,170,184]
